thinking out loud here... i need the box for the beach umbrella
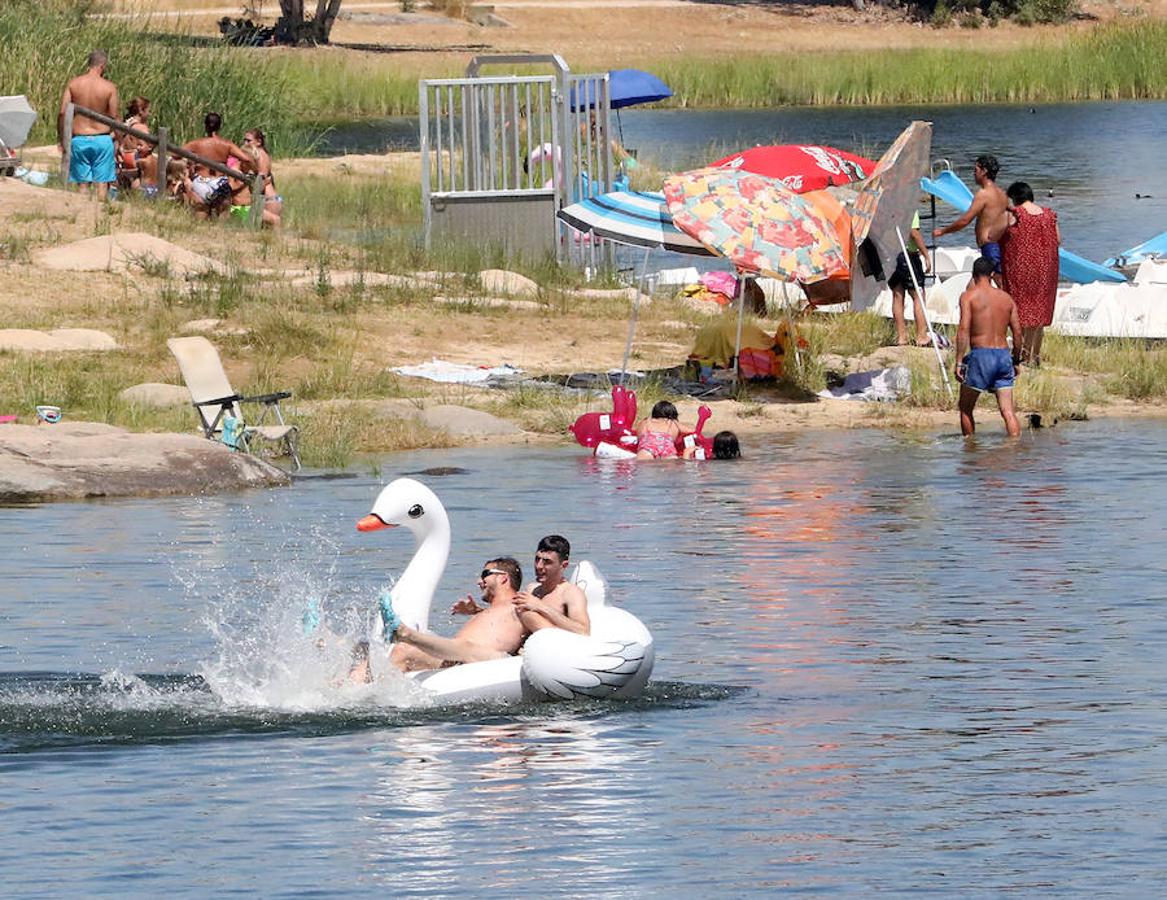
[558,188,715,383]
[556,189,715,256]
[709,144,875,194]
[664,166,849,284]
[571,69,672,111]
[570,69,672,143]
[0,96,37,150]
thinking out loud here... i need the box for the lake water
[316,100,1167,261]
[4,419,1167,894]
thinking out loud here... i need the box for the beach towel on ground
[817,366,911,401]
[392,358,524,384]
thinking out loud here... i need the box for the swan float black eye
[408,504,424,519]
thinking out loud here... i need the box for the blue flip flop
[378,592,401,643]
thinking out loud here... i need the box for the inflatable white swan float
[357,478,655,703]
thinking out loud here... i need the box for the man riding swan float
[337,478,654,703]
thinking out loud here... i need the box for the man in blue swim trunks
[933,154,1009,282]
[58,50,121,201]
[955,257,1023,437]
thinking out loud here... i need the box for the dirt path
[103,0,1159,60]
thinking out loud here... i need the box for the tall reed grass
[2,1,307,152]
[653,21,1167,108]
[278,20,1167,118]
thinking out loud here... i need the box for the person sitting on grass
[181,112,254,219]
[228,128,282,228]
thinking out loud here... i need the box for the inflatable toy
[571,388,715,459]
[568,385,638,449]
[358,478,654,703]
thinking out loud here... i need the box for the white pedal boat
[358,478,655,704]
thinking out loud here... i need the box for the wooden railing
[62,103,266,228]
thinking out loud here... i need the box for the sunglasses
[480,569,507,581]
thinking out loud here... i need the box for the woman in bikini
[230,128,283,227]
[636,400,684,460]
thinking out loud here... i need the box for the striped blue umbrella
[556,189,715,256]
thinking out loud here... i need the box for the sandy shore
[3,165,1165,471]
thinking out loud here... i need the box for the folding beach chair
[167,336,301,470]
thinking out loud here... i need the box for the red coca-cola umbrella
[709,144,875,194]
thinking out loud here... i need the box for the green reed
[273,20,1167,118]
[653,21,1167,109]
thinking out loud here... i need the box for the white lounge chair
[167,335,301,470]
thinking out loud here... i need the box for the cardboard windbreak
[849,121,933,311]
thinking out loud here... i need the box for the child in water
[636,401,742,461]
[636,401,684,459]
[681,430,741,460]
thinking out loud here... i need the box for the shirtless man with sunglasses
[353,557,529,676]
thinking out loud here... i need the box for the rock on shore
[0,423,290,503]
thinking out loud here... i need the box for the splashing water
[196,559,432,713]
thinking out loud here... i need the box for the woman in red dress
[1001,181,1061,367]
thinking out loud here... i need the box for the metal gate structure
[420,55,615,267]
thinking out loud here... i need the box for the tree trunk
[310,0,344,43]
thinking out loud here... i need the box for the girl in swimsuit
[636,401,683,460]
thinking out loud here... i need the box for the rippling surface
[319,101,1167,260]
[3,421,1167,893]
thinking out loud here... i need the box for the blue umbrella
[571,69,672,143]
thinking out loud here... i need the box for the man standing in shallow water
[59,50,120,201]
[955,257,1024,438]
[933,154,1010,277]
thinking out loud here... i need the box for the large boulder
[0,423,289,503]
[478,269,539,298]
[33,233,223,278]
[0,328,118,352]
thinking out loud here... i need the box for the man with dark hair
[954,256,1023,437]
[181,111,254,217]
[515,535,590,635]
[933,154,1009,276]
[59,50,120,200]
[350,557,529,677]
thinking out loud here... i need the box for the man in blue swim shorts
[58,50,121,201]
[955,257,1023,437]
[933,154,1009,281]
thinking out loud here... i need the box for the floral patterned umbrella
[663,166,849,283]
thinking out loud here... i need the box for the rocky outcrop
[0,422,289,503]
[32,233,223,278]
[0,329,118,352]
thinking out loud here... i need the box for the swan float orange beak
[356,514,394,532]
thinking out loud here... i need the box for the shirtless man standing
[933,154,1010,276]
[514,535,590,636]
[181,112,254,216]
[58,51,120,201]
[366,557,529,675]
[954,257,1024,438]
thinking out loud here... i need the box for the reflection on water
[3,423,1167,892]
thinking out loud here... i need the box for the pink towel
[699,271,738,301]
